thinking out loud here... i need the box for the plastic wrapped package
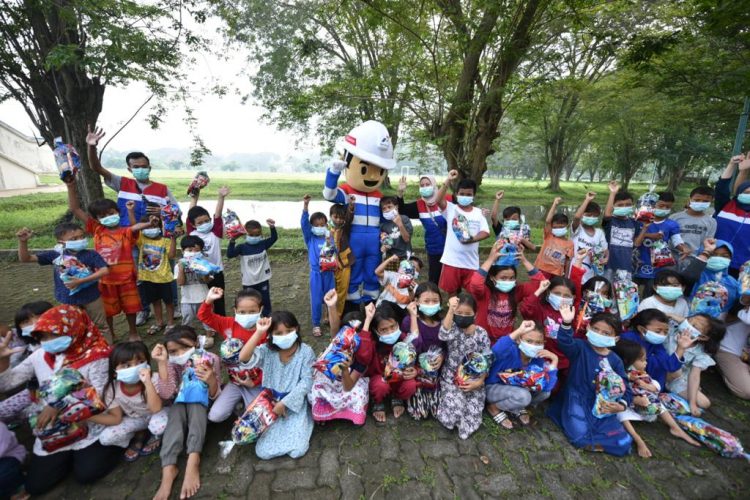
[53,250,95,295]
[614,271,639,321]
[180,254,221,277]
[384,341,417,384]
[396,259,416,288]
[494,240,519,267]
[674,415,750,461]
[651,239,676,268]
[498,363,553,393]
[53,137,81,182]
[220,337,262,386]
[187,171,210,197]
[175,336,212,407]
[690,281,729,317]
[319,231,338,273]
[454,351,494,386]
[218,388,281,458]
[223,209,247,240]
[589,243,607,276]
[451,212,473,243]
[740,260,750,296]
[313,327,361,381]
[591,358,626,418]
[161,203,182,238]
[635,191,659,223]
[416,346,444,391]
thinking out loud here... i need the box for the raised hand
[151,344,168,363]
[138,366,152,384]
[553,197,563,205]
[323,289,338,307]
[0,332,24,359]
[447,170,459,182]
[407,301,418,317]
[217,186,230,198]
[608,180,619,193]
[303,194,312,207]
[364,302,376,321]
[126,200,135,211]
[448,296,460,312]
[559,303,575,324]
[518,320,537,334]
[495,190,505,201]
[730,154,745,164]
[266,219,276,227]
[702,238,717,254]
[255,317,272,334]
[16,227,33,242]
[585,191,597,201]
[86,125,105,147]
[205,287,224,303]
[398,175,407,193]
[537,280,551,294]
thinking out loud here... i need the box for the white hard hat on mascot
[340,120,396,172]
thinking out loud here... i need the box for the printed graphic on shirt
[96,232,123,266]
[451,213,479,242]
[140,242,165,271]
[610,225,635,248]
[544,317,561,339]
[487,294,513,330]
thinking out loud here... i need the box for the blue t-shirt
[602,217,641,274]
[37,249,107,305]
[486,336,557,391]
[634,219,681,279]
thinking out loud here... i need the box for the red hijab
[34,306,110,369]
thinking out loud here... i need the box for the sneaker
[173,309,182,320]
[135,310,150,326]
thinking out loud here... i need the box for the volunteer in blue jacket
[715,153,750,277]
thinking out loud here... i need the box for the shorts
[141,281,174,305]
[438,264,474,294]
[99,281,142,317]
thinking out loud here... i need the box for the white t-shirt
[175,264,208,304]
[376,271,412,310]
[571,225,608,282]
[637,295,689,318]
[440,202,489,270]
[191,231,223,270]
[719,311,750,357]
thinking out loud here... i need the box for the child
[238,312,315,459]
[186,185,229,316]
[401,284,446,420]
[301,194,335,337]
[175,236,212,332]
[309,299,374,425]
[436,170,491,294]
[66,181,154,340]
[613,340,700,458]
[620,309,693,390]
[227,218,278,316]
[569,250,616,337]
[534,197,574,278]
[485,321,558,429]
[380,196,413,259]
[548,308,633,456]
[133,215,177,336]
[638,269,689,317]
[17,223,111,341]
[0,422,25,500]
[198,287,267,423]
[715,305,750,399]
[669,185,716,255]
[329,202,354,317]
[436,294,491,439]
[633,191,688,295]
[375,254,423,324]
[468,240,542,341]
[93,341,168,460]
[490,191,536,251]
[365,304,419,423]
[664,314,725,416]
[571,192,609,282]
[603,181,640,282]
[679,239,741,314]
[152,326,221,500]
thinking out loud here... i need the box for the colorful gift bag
[627,369,662,418]
[614,271,639,321]
[657,392,692,416]
[220,337,262,386]
[396,259,416,288]
[38,368,105,423]
[589,243,607,276]
[498,363,553,393]
[651,239,676,268]
[690,281,729,317]
[161,203,182,238]
[53,137,81,182]
[223,209,247,240]
[454,351,494,386]
[313,326,361,381]
[319,230,338,273]
[592,358,626,418]
[494,240,519,267]
[740,260,750,296]
[675,415,750,461]
[384,341,417,384]
[180,254,221,277]
[187,171,210,197]
[218,388,281,458]
[416,346,444,391]
[635,191,659,223]
[53,249,95,295]
[175,337,212,407]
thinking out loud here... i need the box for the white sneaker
[136,310,150,326]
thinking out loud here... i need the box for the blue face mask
[418,303,441,316]
[20,324,36,337]
[518,341,543,358]
[311,226,327,237]
[64,238,88,252]
[419,186,434,198]
[379,329,401,345]
[706,256,731,271]
[131,167,150,181]
[116,362,148,384]
[142,228,161,239]
[494,280,516,293]
[547,293,572,311]
[504,220,520,230]
[737,193,750,205]
[643,329,667,345]
[653,208,671,218]
[245,236,263,245]
[581,216,599,226]
[456,195,474,207]
[196,221,213,234]
[551,227,568,238]
[689,201,710,212]
[41,335,73,354]
[272,331,298,350]
[99,214,120,227]
[612,206,634,217]
[586,329,616,348]
[235,313,260,329]
[655,285,683,301]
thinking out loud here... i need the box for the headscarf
[419,175,439,206]
[735,180,750,210]
[33,305,111,369]
[691,240,739,312]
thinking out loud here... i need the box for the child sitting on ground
[534,197,574,278]
[375,254,423,325]
[638,269,690,318]
[227,218,278,316]
[301,194,335,337]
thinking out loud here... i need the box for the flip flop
[139,434,162,456]
[492,411,513,430]
[147,324,165,336]
[124,440,144,462]
[312,327,322,337]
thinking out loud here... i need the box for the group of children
[0,161,749,499]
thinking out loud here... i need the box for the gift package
[187,171,210,197]
[451,213,473,243]
[416,346,444,391]
[218,388,280,458]
[319,231,338,273]
[651,238,675,268]
[220,337,262,386]
[690,281,729,317]
[454,351,494,386]
[635,191,659,223]
[396,259,416,288]
[384,341,417,384]
[498,363,553,393]
[739,260,750,296]
[589,244,607,276]
[53,137,81,183]
[313,326,361,381]
[175,337,212,407]
[160,203,182,238]
[675,415,750,461]
[592,358,626,418]
[180,254,221,277]
[614,270,639,321]
[494,240,519,267]
[53,250,95,295]
[223,209,247,240]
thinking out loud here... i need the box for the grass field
[5,169,692,251]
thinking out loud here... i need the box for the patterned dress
[436,324,490,439]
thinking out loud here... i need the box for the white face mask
[169,347,195,366]
[382,209,398,221]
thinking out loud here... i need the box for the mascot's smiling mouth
[364,180,378,187]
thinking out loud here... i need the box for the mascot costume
[323,120,395,303]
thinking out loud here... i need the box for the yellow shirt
[137,234,173,283]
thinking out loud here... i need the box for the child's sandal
[493,411,513,429]
[139,434,162,456]
[312,327,322,337]
[392,398,405,418]
[124,439,144,462]
[372,402,386,425]
[147,324,164,336]
[516,409,531,426]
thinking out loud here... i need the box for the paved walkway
[0,184,65,198]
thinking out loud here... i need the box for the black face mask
[454,314,475,329]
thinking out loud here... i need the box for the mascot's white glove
[330,159,347,174]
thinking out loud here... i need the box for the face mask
[601,297,613,308]
[311,226,326,237]
[99,214,120,227]
[586,329,616,348]
[143,228,161,239]
[196,221,213,234]
[518,341,543,358]
[454,314,475,329]
[64,238,88,252]
[41,335,73,354]
[737,193,750,204]
[655,285,683,301]
[547,293,572,311]
[678,319,702,340]
[20,324,35,337]
[551,228,568,238]
[235,313,260,329]
[116,362,148,384]
[494,280,516,293]
[169,347,195,366]
[689,201,710,212]
[456,195,474,207]
[418,303,441,316]
[382,209,398,221]
[612,206,634,217]
[419,186,434,198]
[379,329,401,345]
[504,220,520,230]
[643,330,667,345]
[706,256,731,271]
[272,331,298,350]
[131,167,150,181]
[581,216,599,226]
[182,250,199,258]
[653,208,671,218]
[245,236,263,245]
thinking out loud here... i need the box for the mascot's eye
[360,166,367,176]
[380,169,385,176]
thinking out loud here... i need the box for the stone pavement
[0,256,748,499]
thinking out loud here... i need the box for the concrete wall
[0,120,56,190]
